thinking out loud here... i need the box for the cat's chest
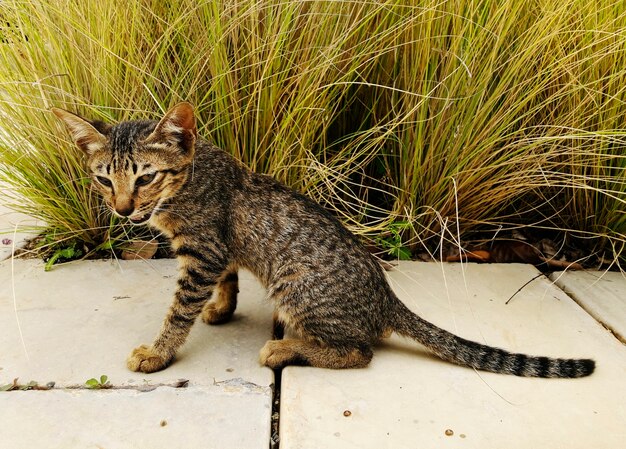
[148,210,183,240]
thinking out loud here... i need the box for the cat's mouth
[128,213,152,225]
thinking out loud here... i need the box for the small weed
[44,242,83,271]
[85,375,111,389]
[0,378,54,391]
[376,221,412,261]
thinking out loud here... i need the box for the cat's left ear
[147,102,197,158]
[51,108,110,156]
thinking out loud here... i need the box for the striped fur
[55,103,595,378]
[392,301,594,378]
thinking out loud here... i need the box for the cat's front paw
[127,345,171,373]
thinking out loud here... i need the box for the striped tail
[391,300,595,378]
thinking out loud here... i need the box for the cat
[52,102,595,378]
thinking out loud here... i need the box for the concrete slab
[279,262,626,449]
[0,259,274,449]
[0,202,42,260]
[550,270,626,343]
[0,385,271,449]
[0,259,274,387]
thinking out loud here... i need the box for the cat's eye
[135,172,156,187]
[95,176,112,188]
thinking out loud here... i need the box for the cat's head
[52,102,197,225]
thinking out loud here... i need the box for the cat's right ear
[146,102,197,159]
[51,108,109,156]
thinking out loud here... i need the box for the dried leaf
[539,257,583,271]
[446,250,491,263]
[121,240,158,260]
[447,240,583,271]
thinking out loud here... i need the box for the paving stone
[280,262,626,449]
[550,270,626,343]
[0,385,271,449]
[0,202,41,260]
[0,259,274,449]
[0,259,274,387]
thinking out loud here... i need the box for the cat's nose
[114,198,135,217]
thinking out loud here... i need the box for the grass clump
[0,0,624,267]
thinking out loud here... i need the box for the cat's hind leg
[260,339,373,369]
[201,270,238,325]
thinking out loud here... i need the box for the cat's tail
[389,298,595,378]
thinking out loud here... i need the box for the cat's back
[237,169,360,252]
[231,163,381,286]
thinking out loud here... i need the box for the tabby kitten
[52,103,595,378]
